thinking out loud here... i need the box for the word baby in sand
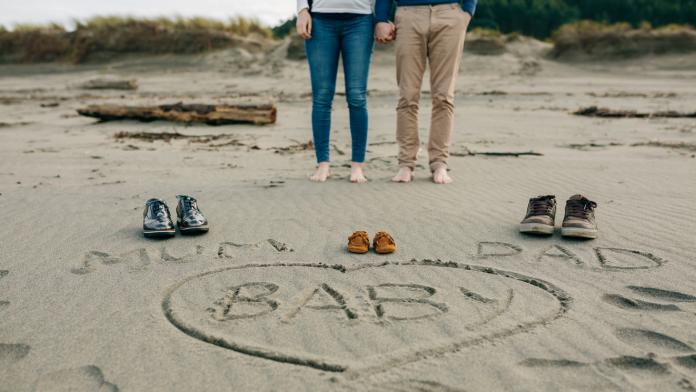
[208,282,455,322]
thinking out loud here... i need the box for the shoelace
[529,196,555,216]
[374,232,394,245]
[182,197,196,211]
[180,197,201,217]
[566,199,597,219]
[153,202,168,219]
[349,231,369,244]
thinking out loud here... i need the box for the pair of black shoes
[143,195,208,238]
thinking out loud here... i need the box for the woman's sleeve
[297,0,310,14]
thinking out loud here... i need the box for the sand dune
[0,40,695,391]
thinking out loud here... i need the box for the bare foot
[432,166,453,184]
[350,163,368,183]
[310,162,330,182]
[392,167,413,183]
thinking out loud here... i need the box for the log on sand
[77,102,277,125]
[79,79,138,90]
[573,106,696,118]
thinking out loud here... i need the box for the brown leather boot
[562,195,598,239]
[373,231,396,254]
[519,195,557,235]
[348,231,370,254]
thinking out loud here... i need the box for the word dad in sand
[163,262,570,373]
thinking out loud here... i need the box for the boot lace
[528,196,555,216]
[566,198,597,219]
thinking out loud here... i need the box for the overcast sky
[0,0,297,28]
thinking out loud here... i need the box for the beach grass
[550,21,696,59]
[0,16,272,63]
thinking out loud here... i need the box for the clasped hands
[375,22,396,43]
[296,9,396,44]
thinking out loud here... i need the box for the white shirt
[297,0,374,15]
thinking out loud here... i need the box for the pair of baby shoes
[347,231,396,254]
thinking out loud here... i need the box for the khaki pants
[394,4,470,171]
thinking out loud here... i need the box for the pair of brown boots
[520,194,598,239]
[348,231,396,254]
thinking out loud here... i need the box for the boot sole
[561,227,598,239]
[179,225,209,235]
[519,223,554,235]
[347,246,369,254]
[143,229,176,238]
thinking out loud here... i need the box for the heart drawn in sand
[162,261,571,374]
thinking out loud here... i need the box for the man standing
[375,0,476,184]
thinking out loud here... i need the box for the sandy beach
[1,38,696,391]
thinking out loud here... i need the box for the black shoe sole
[143,229,176,238]
[179,225,209,235]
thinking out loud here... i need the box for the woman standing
[296,0,377,183]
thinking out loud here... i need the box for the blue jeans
[305,14,374,163]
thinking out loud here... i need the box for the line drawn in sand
[476,242,523,258]
[70,239,295,274]
[536,245,584,266]
[162,260,571,376]
[594,248,666,270]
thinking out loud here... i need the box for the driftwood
[77,102,277,125]
[79,78,138,90]
[451,150,543,157]
[574,106,696,118]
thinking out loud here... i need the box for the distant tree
[469,0,696,38]
[272,17,296,39]
[471,0,579,38]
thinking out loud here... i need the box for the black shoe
[143,198,175,238]
[176,195,209,234]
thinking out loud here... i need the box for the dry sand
[1,39,695,391]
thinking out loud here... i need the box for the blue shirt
[374,0,477,23]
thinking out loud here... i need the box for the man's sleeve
[461,0,477,17]
[375,0,394,22]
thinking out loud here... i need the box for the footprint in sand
[627,286,696,303]
[0,343,30,366]
[521,328,696,374]
[603,294,682,312]
[603,285,696,313]
[614,328,694,355]
[34,365,118,392]
[372,378,466,392]
[520,355,670,374]
[0,270,9,310]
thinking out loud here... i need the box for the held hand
[296,9,312,39]
[375,22,395,43]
